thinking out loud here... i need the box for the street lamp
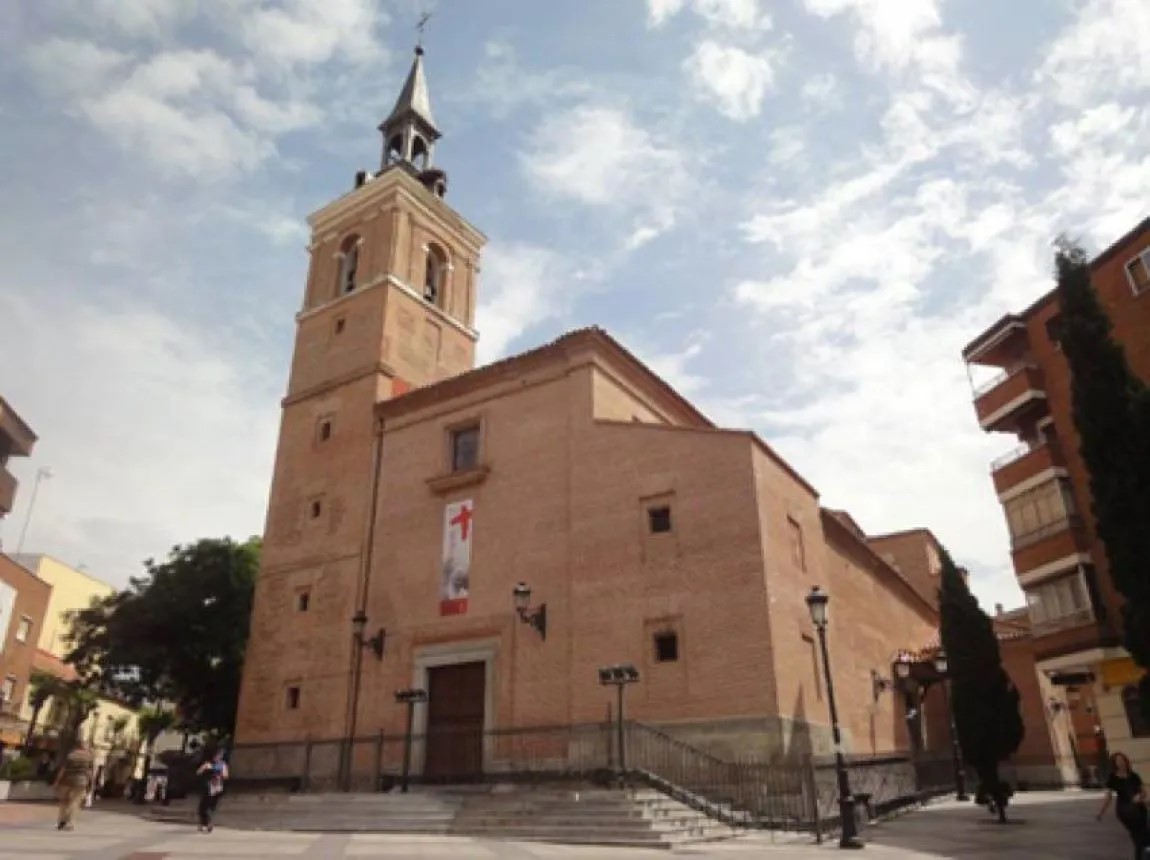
[933,649,968,801]
[394,688,428,793]
[512,582,547,640]
[597,664,640,777]
[15,467,53,554]
[342,610,387,791]
[805,586,863,850]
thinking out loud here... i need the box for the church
[233,46,949,786]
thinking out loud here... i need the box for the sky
[0,0,1147,612]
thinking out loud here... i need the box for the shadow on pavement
[860,791,1128,859]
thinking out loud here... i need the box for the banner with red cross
[440,499,473,616]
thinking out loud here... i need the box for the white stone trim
[979,390,1048,430]
[1017,553,1092,586]
[409,638,500,775]
[1036,645,1128,674]
[387,274,479,341]
[295,276,386,322]
[998,467,1070,503]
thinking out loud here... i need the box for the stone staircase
[450,785,736,847]
[148,784,737,847]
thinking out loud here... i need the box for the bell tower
[236,46,486,743]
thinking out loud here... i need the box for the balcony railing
[972,361,1037,398]
[991,442,1037,472]
[1010,514,1082,552]
[1030,608,1094,637]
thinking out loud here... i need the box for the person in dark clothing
[1097,752,1148,860]
[195,749,228,833]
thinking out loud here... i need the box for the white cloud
[238,0,386,69]
[685,41,776,121]
[647,0,772,30]
[27,38,131,95]
[89,0,198,39]
[0,292,279,584]
[801,72,841,108]
[469,41,592,119]
[521,103,689,246]
[628,333,709,397]
[1037,0,1150,107]
[475,243,580,365]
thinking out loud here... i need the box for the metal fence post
[805,755,822,844]
[375,730,385,792]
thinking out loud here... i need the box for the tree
[23,670,68,753]
[938,548,1024,822]
[1055,240,1150,703]
[65,537,259,736]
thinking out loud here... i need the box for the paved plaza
[0,791,1132,858]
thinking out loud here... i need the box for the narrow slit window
[334,317,346,335]
[297,591,311,612]
[319,419,332,443]
[648,506,672,534]
[310,500,323,519]
[286,687,301,710]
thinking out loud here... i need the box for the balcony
[1012,516,1090,573]
[991,440,1066,495]
[973,364,1048,432]
[1032,614,1109,663]
[0,466,15,517]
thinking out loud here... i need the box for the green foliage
[138,707,176,748]
[1055,240,1150,696]
[65,536,260,736]
[0,757,38,781]
[938,546,1024,818]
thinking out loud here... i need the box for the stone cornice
[282,361,397,408]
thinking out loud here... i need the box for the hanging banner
[440,499,473,616]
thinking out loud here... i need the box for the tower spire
[379,16,441,180]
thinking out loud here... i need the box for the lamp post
[933,650,968,801]
[512,582,547,640]
[342,610,386,791]
[597,664,640,777]
[805,586,863,850]
[394,688,428,793]
[15,467,53,555]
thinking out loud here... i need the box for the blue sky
[0,0,1147,611]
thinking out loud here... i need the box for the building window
[787,516,806,571]
[15,616,31,644]
[317,417,333,443]
[653,631,679,663]
[1126,248,1150,297]
[333,316,346,335]
[1123,685,1150,738]
[286,687,301,710]
[424,243,448,306]
[1045,314,1064,351]
[648,506,672,534]
[1025,571,1092,632]
[297,591,310,612]
[451,425,480,473]
[1,676,15,706]
[337,235,360,295]
[1004,478,1078,548]
[310,499,323,519]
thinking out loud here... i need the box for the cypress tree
[938,547,1024,822]
[1055,239,1150,703]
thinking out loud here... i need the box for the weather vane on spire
[416,10,433,52]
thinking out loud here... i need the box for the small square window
[297,591,310,612]
[451,426,480,473]
[1126,250,1150,296]
[654,632,679,663]
[310,500,323,519]
[319,419,332,442]
[15,617,31,644]
[334,317,347,335]
[286,687,301,710]
[648,506,672,534]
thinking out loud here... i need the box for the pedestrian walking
[53,741,94,831]
[1096,752,1148,860]
[195,748,229,833]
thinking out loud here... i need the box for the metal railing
[972,361,1038,399]
[230,723,968,838]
